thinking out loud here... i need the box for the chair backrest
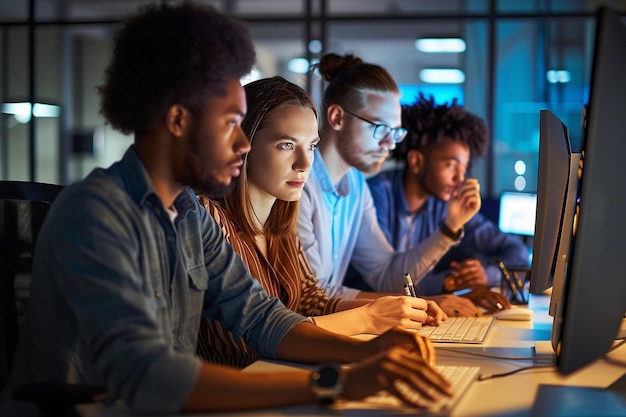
[0,181,64,204]
[0,181,64,389]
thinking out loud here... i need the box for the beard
[189,175,235,199]
[177,125,236,199]
[336,131,385,174]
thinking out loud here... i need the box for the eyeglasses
[343,108,408,144]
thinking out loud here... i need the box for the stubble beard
[181,129,236,199]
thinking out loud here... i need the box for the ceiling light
[1,102,60,124]
[415,38,466,53]
[308,39,323,54]
[287,57,319,74]
[419,69,465,84]
[287,58,310,74]
[546,69,571,83]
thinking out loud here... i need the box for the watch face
[317,366,340,388]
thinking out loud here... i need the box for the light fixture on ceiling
[419,69,465,84]
[415,37,466,53]
[287,57,319,74]
[1,102,60,124]
[308,39,323,54]
[546,69,571,83]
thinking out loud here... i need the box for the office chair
[0,181,109,417]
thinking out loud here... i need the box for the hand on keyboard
[354,365,480,414]
[343,344,453,409]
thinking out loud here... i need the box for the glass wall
[1,0,625,199]
[493,17,592,194]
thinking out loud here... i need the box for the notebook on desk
[420,315,495,344]
[333,365,480,416]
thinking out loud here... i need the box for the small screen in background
[498,192,537,236]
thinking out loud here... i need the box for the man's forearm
[275,322,364,364]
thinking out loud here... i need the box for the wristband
[439,220,464,241]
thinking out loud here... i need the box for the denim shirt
[367,167,530,294]
[1,146,305,415]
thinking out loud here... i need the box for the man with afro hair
[366,94,528,312]
[0,4,452,416]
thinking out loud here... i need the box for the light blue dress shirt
[367,167,530,295]
[296,149,458,298]
[0,146,306,416]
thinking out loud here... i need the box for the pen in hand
[404,272,417,297]
[403,284,412,297]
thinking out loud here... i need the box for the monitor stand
[534,317,626,357]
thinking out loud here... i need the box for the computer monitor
[528,110,581,329]
[556,7,626,375]
[498,191,537,237]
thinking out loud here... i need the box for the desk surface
[98,295,626,417]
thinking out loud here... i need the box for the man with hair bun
[297,53,481,317]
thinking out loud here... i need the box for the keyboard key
[420,316,494,344]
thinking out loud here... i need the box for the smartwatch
[439,220,464,241]
[310,363,343,405]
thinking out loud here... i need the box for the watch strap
[439,220,464,241]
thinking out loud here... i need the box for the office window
[493,18,591,195]
[497,0,626,14]
[327,0,489,14]
[2,0,625,191]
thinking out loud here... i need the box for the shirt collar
[312,148,350,197]
[116,145,198,216]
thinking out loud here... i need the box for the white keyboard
[420,316,494,343]
[358,365,480,414]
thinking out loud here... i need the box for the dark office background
[1,0,625,204]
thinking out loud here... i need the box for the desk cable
[604,338,626,368]
[437,338,626,381]
[476,365,555,381]
[435,347,555,381]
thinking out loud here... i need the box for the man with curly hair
[365,94,529,311]
[0,3,453,416]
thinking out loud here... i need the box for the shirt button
[155,290,161,298]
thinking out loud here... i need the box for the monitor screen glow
[498,192,537,237]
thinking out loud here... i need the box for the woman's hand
[360,296,429,333]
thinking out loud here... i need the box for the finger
[427,301,444,325]
[424,315,437,326]
[478,298,498,313]
[409,310,428,324]
[494,293,512,308]
[394,350,451,394]
[403,318,424,331]
[459,301,478,316]
[411,334,436,366]
[483,292,511,312]
[410,297,428,311]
